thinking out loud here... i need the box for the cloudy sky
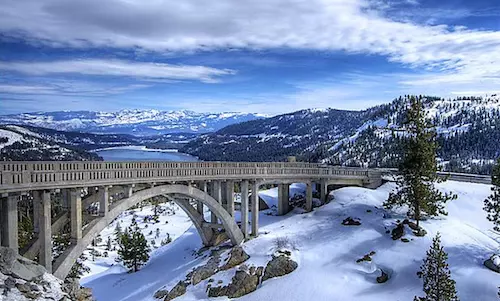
[0,0,499,115]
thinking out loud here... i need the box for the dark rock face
[376,270,389,283]
[153,289,168,299]
[391,223,405,240]
[164,281,188,301]
[342,217,361,226]
[208,270,260,298]
[484,255,500,273]
[262,255,298,281]
[220,246,250,271]
[191,255,221,285]
[63,278,94,301]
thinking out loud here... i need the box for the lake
[95,146,199,162]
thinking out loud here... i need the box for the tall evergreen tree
[117,219,150,272]
[484,158,500,231]
[415,233,459,301]
[384,96,456,227]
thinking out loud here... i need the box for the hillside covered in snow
[182,94,500,174]
[80,181,500,301]
[0,110,266,136]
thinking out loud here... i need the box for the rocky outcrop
[163,281,188,301]
[191,254,220,285]
[208,268,261,298]
[342,217,361,226]
[391,223,405,240]
[376,270,389,283]
[262,253,298,281]
[356,251,376,263]
[484,254,500,273]
[0,246,93,301]
[220,246,250,271]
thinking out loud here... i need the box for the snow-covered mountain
[182,94,500,174]
[0,110,266,136]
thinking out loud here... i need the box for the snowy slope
[82,181,500,301]
[0,110,266,135]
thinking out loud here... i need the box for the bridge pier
[197,181,207,216]
[317,179,328,204]
[0,194,19,253]
[251,181,259,237]
[99,186,109,217]
[306,183,313,212]
[70,189,82,244]
[224,181,235,217]
[240,180,249,239]
[277,184,290,216]
[39,190,52,272]
[209,181,222,223]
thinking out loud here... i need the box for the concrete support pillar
[225,181,235,217]
[0,199,3,246]
[99,186,109,217]
[39,191,52,272]
[277,184,290,216]
[318,179,328,204]
[251,181,259,237]
[61,189,70,211]
[240,180,249,239]
[33,191,41,235]
[126,185,134,198]
[197,181,206,217]
[210,181,221,224]
[306,183,313,212]
[70,189,82,244]
[1,195,19,253]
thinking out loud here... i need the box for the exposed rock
[153,289,168,299]
[220,246,250,271]
[376,270,389,283]
[484,254,500,273]
[342,217,361,226]
[391,223,405,240]
[403,219,427,237]
[191,255,220,285]
[413,228,427,237]
[208,270,259,298]
[401,238,410,243]
[0,247,46,281]
[164,281,188,301]
[262,255,298,281]
[356,251,376,263]
[63,278,94,301]
[4,276,16,289]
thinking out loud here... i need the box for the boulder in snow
[208,269,260,298]
[262,254,298,281]
[484,254,500,273]
[191,255,220,285]
[220,246,250,271]
[391,223,405,240]
[164,281,188,301]
[376,270,389,283]
[342,217,361,226]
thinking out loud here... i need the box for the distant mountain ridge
[0,109,266,136]
[182,94,500,174]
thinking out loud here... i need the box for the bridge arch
[53,184,244,279]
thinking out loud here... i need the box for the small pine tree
[67,256,91,279]
[117,223,150,272]
[484,158,500,231]
[106,236,112,251]
[415,233,459,301]
[384,96,456,227]
[114,222,122,237]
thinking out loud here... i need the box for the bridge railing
[0,161,371,192]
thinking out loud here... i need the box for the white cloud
[0,59,235,83]
[0,81,150,96]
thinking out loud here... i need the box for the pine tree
[106,236,112,251]
[415,233,459,301]
[484,158,500,231]
[384,96,456,227]
[117,222,150,272]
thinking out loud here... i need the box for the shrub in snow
[117,219,151,272]
[415,233,459,301]
[384,96,456,228]
[484,158,500,231]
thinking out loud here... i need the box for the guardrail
[380,168,492,185]
[0,161,372,193]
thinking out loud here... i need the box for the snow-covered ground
[82,181,500,301]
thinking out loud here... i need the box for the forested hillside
[182,95,500,174]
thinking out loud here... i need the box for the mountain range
[1,94,499,174]
[0,110,266,136]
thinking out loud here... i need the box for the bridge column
[70,189,82,244]
[240,180,249,239]
[197,181,207,217]
[126,184,134,198]
[1,194,19,253]
[99,186,109,217]
[317,179,328,204]
[33,191,41,235]
[39,190,52,272]
[225,181,235,217]
[251,181,259,237]
[277,184,290,216]
[210,181,222,224]
[61,189,70,211]
[306,183,313,212]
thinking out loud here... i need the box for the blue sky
[0,0,499,115]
